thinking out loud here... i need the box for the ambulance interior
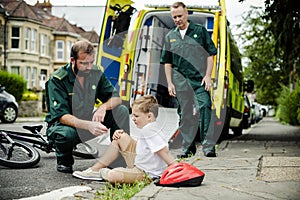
[130,10,215,107]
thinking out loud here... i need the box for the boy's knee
[111,133,130,149]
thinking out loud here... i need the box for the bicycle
[0,124,98,169]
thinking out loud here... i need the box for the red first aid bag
[154,162,205,187]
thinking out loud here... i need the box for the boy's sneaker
[72,168,103,181]
[100,168,111,180]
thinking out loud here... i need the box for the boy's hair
[70,40,95,60]
[132,95,159,118]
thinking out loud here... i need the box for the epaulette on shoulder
[53,68,68,80]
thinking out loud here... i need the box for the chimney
[35,0,52,13]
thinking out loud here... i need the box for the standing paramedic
[161,2,217,158]
[45,40,130,173]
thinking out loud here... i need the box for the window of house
[56,40,64,60]
[11,66,20,75]
[25,28,31,51]
[25,67,31,88]
[31,29,37,52]
[32,67,37,87]
[11,27,20,49]
[40,34,47,55]
[40,69,47,90]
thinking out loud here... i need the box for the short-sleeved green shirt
[161,21,217,91]
[45,63,118,124]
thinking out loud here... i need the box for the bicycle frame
[0,125,99,169]
[0,127,53,153]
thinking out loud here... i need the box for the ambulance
[96,0,248,139]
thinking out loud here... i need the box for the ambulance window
[207,17,214,29]
[103,15,122,57]
[144,17,153,26]
[229,34,243,82]
[103,5,136,56]
[207,17,214,37]
[104,16,113,41]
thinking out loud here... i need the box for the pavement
[15,109,300,200]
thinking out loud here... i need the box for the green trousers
[176,88,215,153]
[46,104,130,165]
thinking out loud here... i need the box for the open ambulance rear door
[96,0,136,91]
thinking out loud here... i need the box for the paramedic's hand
[112,130,125,140]
[202,75,213,91]
[92,104,106,122]
[88,121,108,136]
[168,83,176,97]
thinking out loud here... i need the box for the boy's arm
[156,146,178,166]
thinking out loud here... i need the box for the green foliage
[94,180,150,200]
[22,91,39,101]
[0,71,26,102]
[236,1,300,107]
[265,0,300,76]
[237,5,284,106]
[276,82,300,125]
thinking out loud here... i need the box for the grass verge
[94,179,151,200]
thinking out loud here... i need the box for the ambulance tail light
[124,53,130,72]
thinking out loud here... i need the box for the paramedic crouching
[45,40,130,173]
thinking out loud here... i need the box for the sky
[24,0,264,48]
[24,0,265,26]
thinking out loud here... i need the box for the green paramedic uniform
[161,21,217,154]
[45,63,130,166]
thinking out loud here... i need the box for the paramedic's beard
[77,70,90,77]
[74,62,90,77]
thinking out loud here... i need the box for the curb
[16,117,45,123]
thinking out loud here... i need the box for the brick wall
[18,100,43,117]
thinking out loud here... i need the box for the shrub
[0,71,26,102]
[276,82,300,125]
[22,91,39,101]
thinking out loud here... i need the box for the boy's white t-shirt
[134,121,169,178]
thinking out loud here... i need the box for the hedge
[0,71,26,102]
[276,81,300,125]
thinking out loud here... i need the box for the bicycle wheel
[73,142,98,159]
[0,140,40,168]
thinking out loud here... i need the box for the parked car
[0,85,18,123]
[252,102,263,123]
[241,94,252,129]
[260,104,272,117]
[267,105,275,117]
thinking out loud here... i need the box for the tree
[264,0,300,90]
[235,0,299,105]
[235,5,282,105]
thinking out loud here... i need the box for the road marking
[18,186,92,200]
